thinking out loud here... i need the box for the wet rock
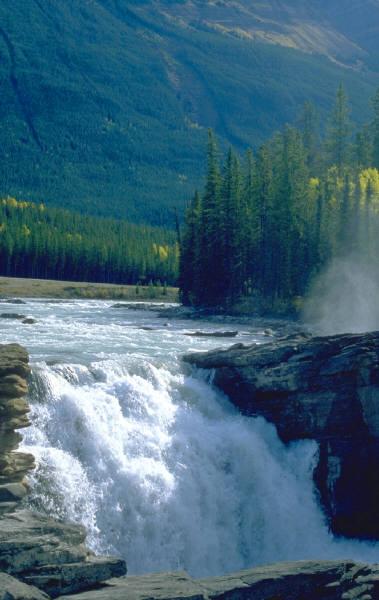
[22,318,37,325]
[0,299,26,305]
[0,313,27,320]
[184,331,238,338]
[57,561,379,600]
[0,572,49,599]
[264,328,275,336]
[184,331,379,538]
[0,482,28,502]
[111,303,168,312]
[158,306,207,319]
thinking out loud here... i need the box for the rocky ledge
[56,560,379,600]
[184,331,379,539]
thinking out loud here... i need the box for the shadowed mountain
[0,0,378,224]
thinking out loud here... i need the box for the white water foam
[22,358,379,576]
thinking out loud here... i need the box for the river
[1,299,378,575]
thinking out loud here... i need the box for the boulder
[0,299,26,305]
[183,331,379,538]
[184,331,238,338]
[0,510,126,598]
[0,572,49,600]
[57,561,379,600]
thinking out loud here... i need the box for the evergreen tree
[325,84,352,174]
[179,192,201,305]
[372,88,379,169]
[298,101,320,172]
[179,90,379,312]
[196,130,223,305]
[354,126,373,169]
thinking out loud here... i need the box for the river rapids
[1,299,378,575]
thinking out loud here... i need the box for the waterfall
[22,356,379,576]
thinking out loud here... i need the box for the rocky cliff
[184,331,379,538]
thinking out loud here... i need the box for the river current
[1,299,378,575]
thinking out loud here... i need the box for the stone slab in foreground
[0,572,49,599]
[0,509,126,598]
[57,561,379,600]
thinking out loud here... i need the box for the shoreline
[0,276,178,302]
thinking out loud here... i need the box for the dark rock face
[184,332,379,538]
[58,561,379,600]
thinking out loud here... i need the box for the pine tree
[179,192,201,305]
[354,126,373,169]
[252,144,274,298]
[372,88,379,169]
[298,101,320,172]
[196,130,223,305]
[325,84,352,174]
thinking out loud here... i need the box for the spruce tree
[179,192,201,305]
[372,88,379,169]
[325,84,352,174]
[298,101,320,172]
[197,130,222,305]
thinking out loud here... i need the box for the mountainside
[0,0,378,224]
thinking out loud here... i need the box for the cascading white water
[23,356,379,576]
[0,298,377,576]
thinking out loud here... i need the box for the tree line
[0,198,179,285]
[179,85,379,311]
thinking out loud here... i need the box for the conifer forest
[179,86,379,311]
[0,199,179,285]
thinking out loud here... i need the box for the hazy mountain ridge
[0,0,378,224]
[156,0,379,70]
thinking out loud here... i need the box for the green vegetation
[179,87,379,313]
[0,276,178,301]
[0,1,378,224]
[0,199,179,285]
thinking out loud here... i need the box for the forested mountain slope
[0,0,378,224]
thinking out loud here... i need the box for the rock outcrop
[0,344,34,516]
[0,572,50,599]
[0,344,126,598]
[0,511,126,598]
[57,561,379,600]
[183,331,379,538]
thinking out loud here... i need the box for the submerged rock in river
[184,331,379,539]
[184,331,238,338]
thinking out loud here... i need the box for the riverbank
[0,276,178,301]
